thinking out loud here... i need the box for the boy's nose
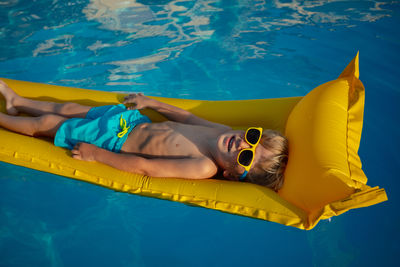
[237,138,251,150]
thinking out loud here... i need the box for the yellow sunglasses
[237,127,263,180]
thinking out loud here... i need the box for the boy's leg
[0,80,91,118]
[0,112,67,138]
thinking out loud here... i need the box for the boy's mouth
[228,136,235,152]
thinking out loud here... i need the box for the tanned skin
[0,80,273,180]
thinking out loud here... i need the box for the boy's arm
[123,93,231,131]
[71,143,218,179]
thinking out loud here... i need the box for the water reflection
[82,0,220,84]
[271,0,392,26]
[79,0,395,82]
[0,0,396,90]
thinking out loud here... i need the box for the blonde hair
[245,129,288,191]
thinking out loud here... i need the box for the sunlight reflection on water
[1,0,395,93]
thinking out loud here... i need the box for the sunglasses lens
[238,150,254,166]
[246,128,261,145]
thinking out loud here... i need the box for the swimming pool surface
[0,1,399,266]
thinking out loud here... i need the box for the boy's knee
[54,102,68,111]
[34,114,66,137]
[55,102,87,117]
[37,114,56,125]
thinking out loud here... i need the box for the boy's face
[216,130,273,180]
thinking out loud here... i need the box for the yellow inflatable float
[0,53,387,230]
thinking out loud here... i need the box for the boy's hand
[123,93,153,110]
[71,143,98,161]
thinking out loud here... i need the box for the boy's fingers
[72,154,82,160]
[71,143,82,155]
[124,93,144,101]
[124,93,138,99]
[71,149,81,160]
[123,96,136,104]
[124,95,132,101]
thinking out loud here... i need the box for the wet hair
[244,129,288,191]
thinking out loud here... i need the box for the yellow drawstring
[117,115,131,138]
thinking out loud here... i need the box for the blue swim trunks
[54,104,151,152]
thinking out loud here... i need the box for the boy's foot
[0,80,19,115]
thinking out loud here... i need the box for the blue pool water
[0,1,399,266]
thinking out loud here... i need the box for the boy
[0,80,288,191]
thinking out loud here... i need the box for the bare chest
[121,121,215,158]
